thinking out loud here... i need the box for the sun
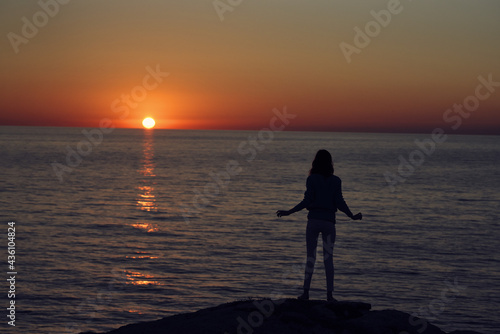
[142,117,155,129]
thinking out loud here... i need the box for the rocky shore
[81,298,483,334]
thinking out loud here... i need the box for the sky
[0,0,499,134]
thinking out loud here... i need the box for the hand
[276,210,291,217]
[351,212,362,220]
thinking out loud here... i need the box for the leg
[321,223,336,299]
[302,220,320,297]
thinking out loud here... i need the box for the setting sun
[142,117,155,129]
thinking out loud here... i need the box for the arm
[277,177,314,217]
[335,179,362,220]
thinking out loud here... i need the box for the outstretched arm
[276,210,291,217]
[335,179,362,220]
[276,196,310,217]
[276,177,314,217]
[351,212,362,220]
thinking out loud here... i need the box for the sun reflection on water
[136,131,158,213]
[126,251,159,260]
[118,131,167,291]
[131,222,159,233]
[124,270,163,286]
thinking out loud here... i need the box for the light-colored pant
[303,218,336,292]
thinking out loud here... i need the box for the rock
[80,299,484,334]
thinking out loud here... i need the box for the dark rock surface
[81,298,484,334]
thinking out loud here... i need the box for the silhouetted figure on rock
[277,149,362,301]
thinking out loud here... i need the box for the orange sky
[1,1,499,134]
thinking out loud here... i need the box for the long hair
[309,149,334,177]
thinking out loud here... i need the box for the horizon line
[1,123,498,136]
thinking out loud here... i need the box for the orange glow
[1,2,499,134]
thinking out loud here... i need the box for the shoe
[327,292,337,302]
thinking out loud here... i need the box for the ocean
[1,126,499,334]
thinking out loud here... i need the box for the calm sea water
[1,126,499,334]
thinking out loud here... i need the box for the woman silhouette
[277,149,362,301]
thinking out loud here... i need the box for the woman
[276,149,362,301]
